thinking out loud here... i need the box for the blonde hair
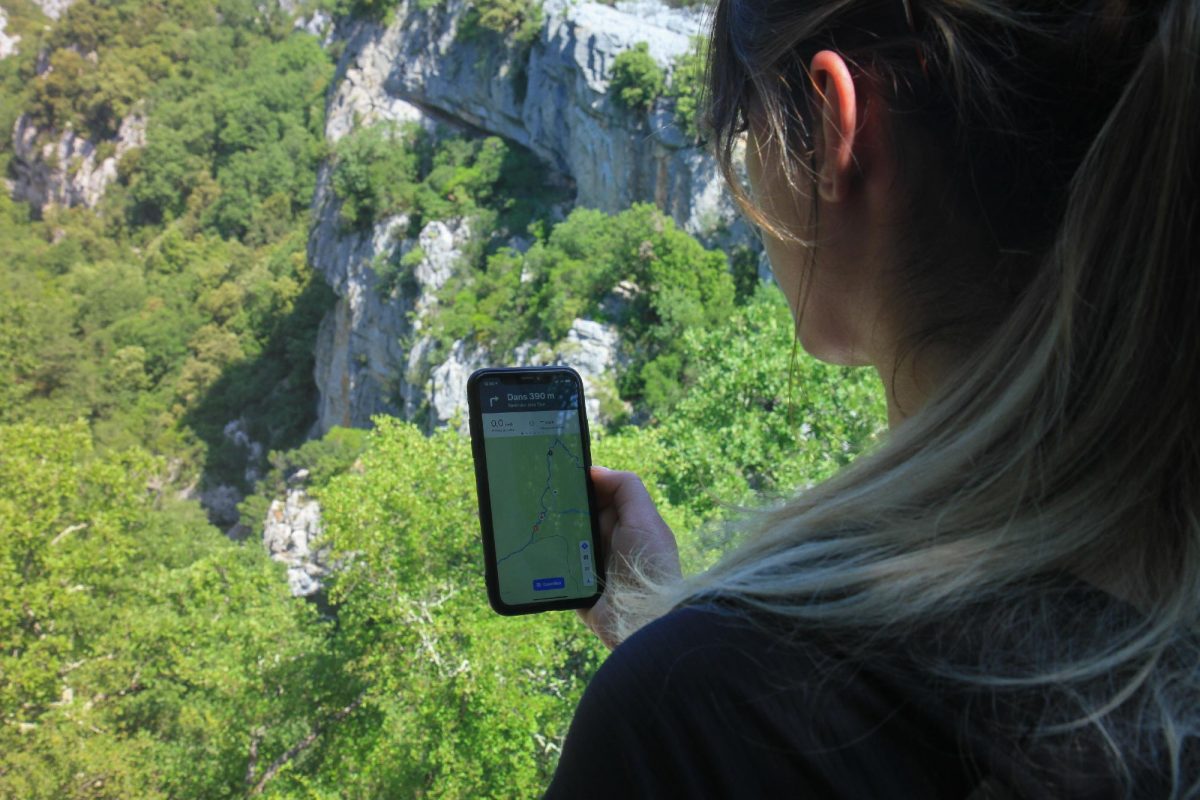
[615,0,1200,793]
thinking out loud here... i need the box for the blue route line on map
[497,436,587,565]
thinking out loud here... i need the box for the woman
[547,0,1198,796]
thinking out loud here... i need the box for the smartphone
[466,366,604,615]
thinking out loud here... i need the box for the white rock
[513,318,623,422]
[307,0,759,436]
[294,9,334,44]
[322,0,727,221]
[309,210,481,434]
[30,0,73,20]
[428,339,489,432]
[287,567,321,597]
[415,218,468,292]
[263,489,330,597]
[563,318,620,380]
[222,419,265,486]
[611,0,705,35]
[9,109,146,214]
[422,317,622,428]
[0,9,20,60]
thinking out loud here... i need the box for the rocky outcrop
[512,318,624,422]
[326,0,740,237]
[311,207,626,434]
[308,0,754,436]
[422,318,624,433]
[310,212,471,434]
[9,111,146,214]
[427,338,489,432]
[262,483,331,597]
[31,0,73,20]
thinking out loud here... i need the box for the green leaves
[295,418,604,797]
[0,422,341,799]
[589,288,887,569]
[667,36,707,142]
[433,202,735,419]
[609,42,665,114]
[331,124,556,242]
[331,122,420,231]
[128,31,332,233]
[458,0,545,48]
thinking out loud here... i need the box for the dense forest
[0,0,886,795]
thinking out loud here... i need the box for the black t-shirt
[547,587,1176,798]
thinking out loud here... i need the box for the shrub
[330,122,420,231]
[459,0,544,48]
[609,42,664,114]
[666,36,706,142]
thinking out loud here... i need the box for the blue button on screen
[533,577,566,592]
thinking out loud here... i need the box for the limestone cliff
[308,0,752,435]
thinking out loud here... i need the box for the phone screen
[472,370,600,611]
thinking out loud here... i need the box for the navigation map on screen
[478,377,596,606]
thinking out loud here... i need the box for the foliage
[125,32,332,235]
[435,203,735,418]
[730,242,763,302]
[0,422,350,798]
[642,286,885,515]
[263,418,606,796]
[2,15,335,487]
[331,123,565,245]
[458,0,544,48]
[0,185,336,485]
[666,36,707,142]
[238,426,369,532]
[609,42,664,114]
[330,122,420,231]
[22,0,296,142]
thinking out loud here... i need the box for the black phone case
[466,366,605,615]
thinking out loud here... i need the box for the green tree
[331,122,420,230]
[280,418,605,797]
[609,42,665,114]
[640,286,886,517]
[0,422,349,798]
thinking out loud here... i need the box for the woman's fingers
[579,467,681,649]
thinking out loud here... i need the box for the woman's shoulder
[548,587,1179,798]
[547,603,978,797]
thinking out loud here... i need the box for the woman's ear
[809,50,858,203]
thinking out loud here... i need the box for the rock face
[308,0,752,436]
[512,318,624,422]
[310,213,471,434]
[30,0,74,20]
[263,487,330,597]
[327,0,738,235]
[9,111,146,214]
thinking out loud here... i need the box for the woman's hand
[578,467,681,650]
